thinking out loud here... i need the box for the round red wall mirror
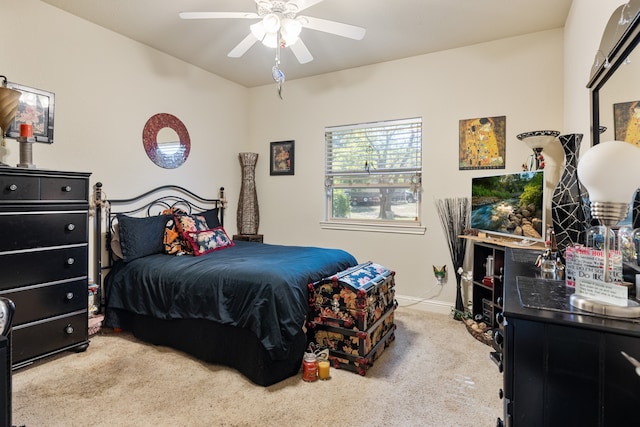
[142,113,190,169]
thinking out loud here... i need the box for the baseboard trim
[395,294,453,315]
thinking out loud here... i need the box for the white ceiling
[40,0,573,88]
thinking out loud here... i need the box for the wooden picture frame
[6,82,55,143]
[270,140,295,176]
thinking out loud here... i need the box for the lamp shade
[0,86,21,136]
[516,130,560,150]
[262,13,280,33]
[577,140,640,204]
[281,18,302,46]
[250,21,266,40]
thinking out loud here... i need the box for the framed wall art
[270,140,295,176]
[6,82,55,143]
[614,100,640,145]
[458,115,506,170]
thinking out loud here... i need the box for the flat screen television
[471,170,545,242]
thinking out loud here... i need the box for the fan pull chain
[271,34,285,99]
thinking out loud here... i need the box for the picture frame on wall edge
[6,81,55,144]
[270,140,295,176]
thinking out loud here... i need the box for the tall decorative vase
[551,133,588,254]
[237,152,259,235]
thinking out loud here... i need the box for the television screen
[471,170,545,241]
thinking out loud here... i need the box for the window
[324,117,423,231]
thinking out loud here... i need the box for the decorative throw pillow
[110,222,124,260]
[162,208,189,255]
[183,226,235,256]
[117,214,170,262]
[200,208,221,229]
[174,213,210,255]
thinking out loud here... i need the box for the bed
[95,184,357,386]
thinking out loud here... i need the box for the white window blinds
[325,117,422,189]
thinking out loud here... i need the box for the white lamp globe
[281,18,302,46]
[250,21,266,40]
[262,14,281,33]
[577,140,640,204]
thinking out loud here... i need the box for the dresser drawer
[0,175,39,200]
[0,175,88,202]
[41,177,88,201]
[0,245,87,290]
[0,212,87,252]
[1,279,87,325]
[11,311,88,365]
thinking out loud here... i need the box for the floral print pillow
[183,226,235,256]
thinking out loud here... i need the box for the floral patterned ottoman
[307,262,397,375]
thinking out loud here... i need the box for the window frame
[322,117,425,234]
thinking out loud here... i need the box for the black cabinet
[501,248,640,426]
[471,241,505,327]
[0,168,91,368]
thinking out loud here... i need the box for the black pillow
[117,214,170,262]
[200,208,221,228]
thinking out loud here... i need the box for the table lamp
[574,140,640,316]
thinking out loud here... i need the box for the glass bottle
[586,225,615,250]
[633,228,640,267]
[618,225,635,262]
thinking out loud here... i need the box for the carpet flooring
[11,308,502,426]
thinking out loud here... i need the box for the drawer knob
[66,223,76,231]
[66,292,74,300]
[65,325,74,334]
[8,184,17,191]
[66,257,75,265]
[62,185,72,192]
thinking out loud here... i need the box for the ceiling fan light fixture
[250,21,266,40]
[262,31,279,48]
[281,18,302,45]
[262,13,281,33]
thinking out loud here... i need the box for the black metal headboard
[94,182,225,308]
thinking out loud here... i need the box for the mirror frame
[588,1,640,145]
[142,113,191,169]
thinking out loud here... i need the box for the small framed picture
[270,140,295,176]
[6,82,55,143]
[614,100,640,145]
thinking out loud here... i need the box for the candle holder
[16,136,36,168]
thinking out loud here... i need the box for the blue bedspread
[104,241,357,360]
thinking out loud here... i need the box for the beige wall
[1,0,248,204]
[0,0,627,312]
[563,0,624,145]
[248,30,565,312]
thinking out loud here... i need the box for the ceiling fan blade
[298,16,366,40]
[179,12,259,20]
[289,39,314,64]
[228,33,259,58]
[294,0,325,13]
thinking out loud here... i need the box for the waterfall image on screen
[470,170,545,241]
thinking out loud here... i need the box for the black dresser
[0,168,91,368]
[497,248,640,426]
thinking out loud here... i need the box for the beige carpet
[12,308,502,427]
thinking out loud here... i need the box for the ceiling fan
[179,0,366,64]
